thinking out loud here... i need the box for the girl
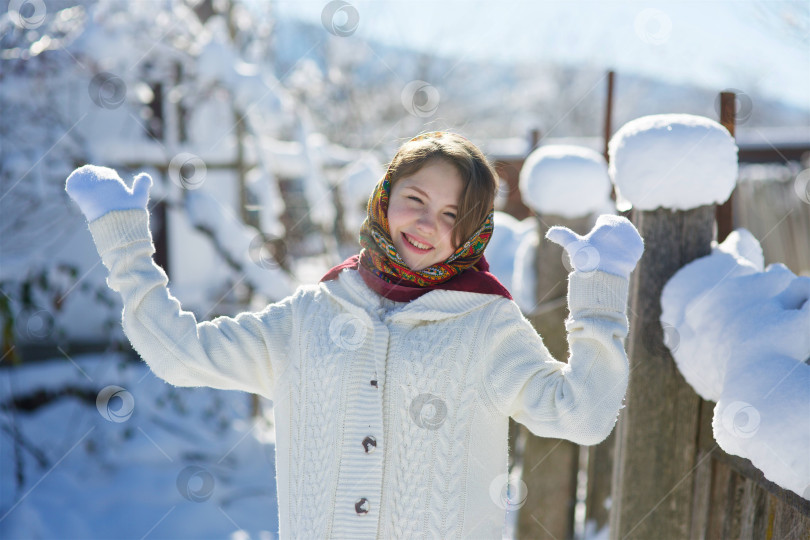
[65,131,643,538]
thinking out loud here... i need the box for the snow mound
[608,114,739,211]
[512,228,540,313]
[486,212,536,295]
[338,156,385,233]
[661,229,762,352]
[715,354,809,500]
[661,229,810,499]
[519,145,611,218]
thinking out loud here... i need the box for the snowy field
[0,353,279,539]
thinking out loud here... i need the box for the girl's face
[387,159,463,271]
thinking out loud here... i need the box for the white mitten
[546,214,644,278]
[65,165,152,223]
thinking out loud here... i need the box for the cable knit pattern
[424,333,474,538]
[86,208,632,539]
[297,299,343,536]
[284,315,304,536]
[388,325,459,537]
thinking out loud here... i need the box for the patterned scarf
[358,170,495,288]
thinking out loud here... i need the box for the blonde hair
[385,132,499,247]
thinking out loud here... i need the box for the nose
[415,209,437,234]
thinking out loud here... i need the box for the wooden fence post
[585,424,614,534]
[603,70,615,164]
[609,204,716,539]
[585,68,618,536]
[715,91,736,243]
[515,214,591,540]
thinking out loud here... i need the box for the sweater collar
[321,254,512,302]
[318,267,505,324]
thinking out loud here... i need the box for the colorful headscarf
[357,132,495,288]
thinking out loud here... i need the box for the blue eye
[444,212,457,219]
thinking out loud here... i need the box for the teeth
[406,234,431,250]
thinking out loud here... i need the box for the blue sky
[272,0,810,111]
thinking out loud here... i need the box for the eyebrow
[405,185,458,208]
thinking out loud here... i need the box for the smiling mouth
[402,232,433,252]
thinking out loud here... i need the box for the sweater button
[362,436,377,453]
[355,497,370,515]
[370,379,378,388]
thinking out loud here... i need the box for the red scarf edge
[319,254,513,302]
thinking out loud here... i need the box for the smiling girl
[389,158,462,271]
[65,131,643,538]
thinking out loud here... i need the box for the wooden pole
[583,70,618,534]
[516,214,590,540]
[603,71,615,163]
[609,205,715,539]
[715,92,736,242]
[585,423,614,533]
[530,128,541,151]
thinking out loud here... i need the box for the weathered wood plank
[515,214,591,540]
[772,496,810,540]
[708,459,732,540]
[710,450,810,516]
[610,205,715,540]
[517,432,580,540]
[739,478,769,540]
[585,431,614,532]
[722,469,745,539]
[690,399,717,540]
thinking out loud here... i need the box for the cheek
[386,203,411,232]
[439,221,456,246]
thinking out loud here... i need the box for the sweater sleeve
[87,208,296,399]
[481,271,630,445]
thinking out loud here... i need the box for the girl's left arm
[480,270,630,446]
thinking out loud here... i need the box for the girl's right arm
[87,207,295,398]
[65,165,295,398]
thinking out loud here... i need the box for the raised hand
[65,165,152,223]
[546,214,644,278]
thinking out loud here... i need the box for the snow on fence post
[515,145,613,540]
[607,114,738,540]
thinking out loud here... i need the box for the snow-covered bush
[0,263,124,356]
[185,190,294,301]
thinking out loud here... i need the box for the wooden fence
[691,399,810,540]
[733,171,810,277]
[512,176,810,539]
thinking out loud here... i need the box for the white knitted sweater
[88,209,631,539]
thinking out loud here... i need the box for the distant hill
[270,17,810,149]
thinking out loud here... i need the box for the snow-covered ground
[0,354,279,539]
